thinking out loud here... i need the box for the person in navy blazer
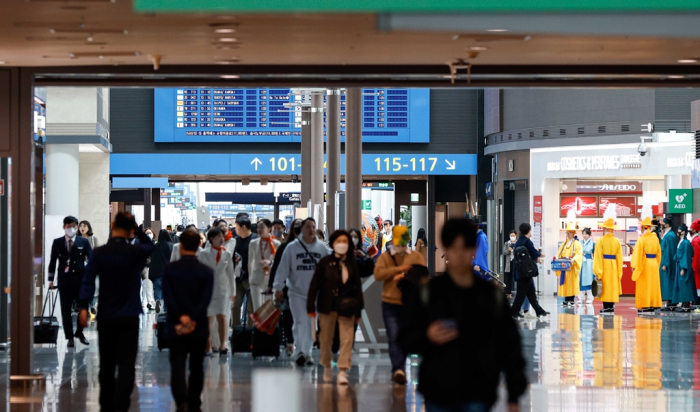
[48,215,92,347]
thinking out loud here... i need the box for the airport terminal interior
[0,1,700,412]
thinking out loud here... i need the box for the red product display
[560,196,598,217]
[599,196,637,217]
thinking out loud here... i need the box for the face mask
[65,227,77,237]
[334,243,349,255]
[351,237,359,246]
[510,236,516,242]
[293,226,301,235]
[394,246,407,254]
[273,230,284,239]
[147,233,154,240]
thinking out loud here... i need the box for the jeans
[232,279,253,327]
[97,317,139,412]
[511,278,545,317]
[153,277,166,311]
[523,281,535,311]
[382,302,406,373]
[169,338,207,411]
[425,400,489,412]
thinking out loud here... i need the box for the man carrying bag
[510,223,549,320]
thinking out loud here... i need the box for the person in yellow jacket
[593,205,623,315]
[631,203,662,314]
[556,210,583,307]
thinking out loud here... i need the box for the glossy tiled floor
[4,296,700,411]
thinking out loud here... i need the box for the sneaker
[392,370,407,385]
[512,314,524,320]
[323,368,333,383]
[295,353,306,367]
[155,301,161,314]
[337,370,349,386]
[537,311,550,320]
[304,355,315,366]
[660,306,674,312]
[286,344,295,357]
[524,311,538,319]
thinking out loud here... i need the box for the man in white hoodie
[274,217,330,366]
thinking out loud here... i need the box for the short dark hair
[236,217,252,229]
[179,230,200,252]
[302,217,316,228]
[582,227,592,236]
[441,218,478,249]
[185,224,197,231]
[63,216,79,226]
[384,220,393,225]
[207,227,224,242]
[236,212,249,219]
[519,223,532,236]
[213,218,227,228]
[79,220,94,236]
[113,212,136,231]
[258,219,272,229]
[272,219,284,227]
[509,230,517,235]
[166,225,173,229]
[177,225,185,232]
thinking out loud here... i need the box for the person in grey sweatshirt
[274,217,331,366]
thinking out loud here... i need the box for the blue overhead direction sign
[111,153,477,176]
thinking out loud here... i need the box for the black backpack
[513,245,539,278]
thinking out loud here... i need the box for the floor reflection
[5,297,700,411]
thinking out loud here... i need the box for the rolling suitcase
[155,313,168,351]
[252,327,280,359]
[230,294,253,354]
[34,289,60,345]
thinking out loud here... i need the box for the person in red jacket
[691,219,700,306]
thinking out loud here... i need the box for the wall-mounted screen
[154,88,430,143]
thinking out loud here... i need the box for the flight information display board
[154,88,430,143]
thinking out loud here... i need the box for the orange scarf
[261,236,277,256]
[224,231,233,242]
[213,245,226,264]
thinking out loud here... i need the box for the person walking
[374,225,426,384]
[199,228,235,356]
[503,230,517,298]
[472,223,490,280]
[162,230,214,412]
[593,207,623,314]
[690,220,700,303]
[414,228,428,263]
[556,211,583,306]
[232,217,257,328]
[401,218,527,412]
[659,217,678,311]
[510,223,549,320]
[248,219,280,311]
[267,218,303,357]
[48,215,93,347]
[274,218,330,367]
[77,212,154,412]
[672,224,696,312]
[631,204,663,314]
[167,225,180,244]
[579,228,596,305]
[79,220,100,250]
[150,229,173,314]
[307,230,365,385]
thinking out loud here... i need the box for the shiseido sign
[561,180,642,194]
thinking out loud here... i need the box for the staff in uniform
[659,217,677,311]
[556,210,583,306]
[631,203,662,314]
[672,224,695,312]
[593,206,623,314]
[579,227,595,305]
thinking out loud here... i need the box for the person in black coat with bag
[48,215,93,348]
[307,230,365,386]
[150,229,174,313]
[510,223,549,320]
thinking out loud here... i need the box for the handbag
[592,278,602,299]
[34,289,60,344]
[337,296,362,317]
[250,297,281,335]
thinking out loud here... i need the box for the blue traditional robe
[580,239,595,291]
[660,229,677,301]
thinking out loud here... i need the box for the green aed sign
[134,0,700,13]
[362,200,372,210]
[669,189,692,212]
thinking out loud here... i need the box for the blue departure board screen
[154,88,430,143]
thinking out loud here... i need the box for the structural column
[310,93,325,229]
[300,110,311,207]
[144,188,152,228]
[326,88,341,233]
[345,88,363,231]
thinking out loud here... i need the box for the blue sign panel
[111,153,476,176]
[112,177,169,189]
[154,88,430,143]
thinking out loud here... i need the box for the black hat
[678,223,688,233]
[663,217,673,226]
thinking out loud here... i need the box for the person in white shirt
[199,228,236,356]
[170,225,203,263]
[248,219,281,311]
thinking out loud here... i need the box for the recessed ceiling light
[678,59,697,63]
[221,75,240,79]
[217,15,235,20]
[487,29,508,32]
[215,28,236,33]
[218,38,238,42]
[469,46,488,51]
[668,75,685,79]
[0,62,6,65]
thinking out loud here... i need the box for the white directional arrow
[251,157,262,171]
[445,159,456,170]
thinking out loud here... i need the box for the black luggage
[230,294,253,353]
[155,313,168,351]
[34,289,60,344]
[252,327,280,359]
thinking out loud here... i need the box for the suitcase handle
[38,289,58,326]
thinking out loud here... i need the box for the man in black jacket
[162,230,214,412]
[510,223,549,320]
[77,212,154,412]
[401,219,527,412]
[48,215,93,347]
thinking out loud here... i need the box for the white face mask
[333,243,349,255]
[147,233,154,239]
[394,245,408,254]
[65,227,78,237]
[351,237,359,246]
[510,236,516,242]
